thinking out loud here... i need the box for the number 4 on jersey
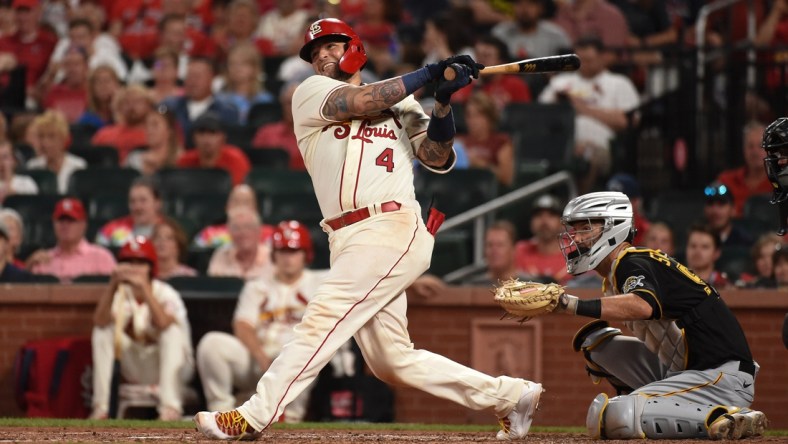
[375,148,394,172]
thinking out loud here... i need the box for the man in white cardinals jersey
[196,221,326,422]
[195,17,543,441]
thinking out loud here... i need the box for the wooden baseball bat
[444,54,581,80]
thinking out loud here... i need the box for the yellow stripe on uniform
[639,372,724,398]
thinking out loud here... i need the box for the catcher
[496,191,767,440]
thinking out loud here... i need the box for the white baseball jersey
[539,70,639,149]
[292,75,454,218]
[111,280,192,352]
[233,269,328,358]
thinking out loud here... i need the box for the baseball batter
[195,18,542,441]
[91,237,194,421]
[555,191,767,440]
[196,221,327,422]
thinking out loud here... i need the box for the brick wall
[0,285,785,429]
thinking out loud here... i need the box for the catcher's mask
[762,117,788,234]
[299,18,367,74]
[559,192,634,275]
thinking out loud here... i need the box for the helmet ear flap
[338,36,367,74]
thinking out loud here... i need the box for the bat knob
[443,65,457,81]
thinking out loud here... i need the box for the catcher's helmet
[299,18,367,74]
[559,192,634,275]
[763,117,788,203]
[118,236,158,277]
[272,220,314,264]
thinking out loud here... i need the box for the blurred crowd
[0,0,787,289]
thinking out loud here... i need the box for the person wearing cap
[27,197,116,282]
[0,218,30,282]
[462,220,532,285]
[90,236,194,421]
[715,121,773,218]
[538,37,639,194]
[702,182,753,248]
[0,0,57,96]
[175,111,251,185]
[197,220,325,422]
[491,0,571,59]
[606,173,650,246]
[25,110,87,194]
[515,194,570,284]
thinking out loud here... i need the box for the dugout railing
[436,171,577,283]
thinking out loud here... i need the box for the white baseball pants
[236,207,527,431]
[92,324,194,415]
[196,331,311,422]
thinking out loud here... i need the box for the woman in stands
[126,105,183,175]
[96,176,163,248]
[215,42,274,125]
[457,91,515,187]
[77,64,121,129]
[0,139,38,204]
[25,110,87,194]
[152,217,197,279]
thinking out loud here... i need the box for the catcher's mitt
[493,279,564,322]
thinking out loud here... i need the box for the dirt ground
[0,427,783,443]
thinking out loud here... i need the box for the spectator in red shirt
[715,121,773,217]
[96,176,164,248]
[177,112,250,185]
[457,91,515,187]
[42,45,89,123]
[605,172,650,246]
[251,81,304,171]
[515,194,570,283]
[0,0,57,97]
[451,35,532,108]
[91,85,155,163]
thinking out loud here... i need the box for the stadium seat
[168,275,245,293]
[18,169,58,194]
[246,168,314,197]
[417,168,498,218]
[648,189,706,250]
[308,225,330,270]
[246,102,283,128]
[503,103,575,172]
[70,145,120,167]
[223,124,257,151]
[717,245,752,282]
[4,194,61,250]
[186,247,217,275]
[67,168,140,199]
[72,274,111,283]
[175,193,229,230]
[87,194,128,222]
[69,123,99,147]
[261,192,322,225]
[155,168,233,200]
[429,230,471,277]
[242,147,290,169]
[13,143,35,164]
[27,274,60,283]
[513,159,550,188]
[743,194,775,228]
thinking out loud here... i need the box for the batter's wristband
[576,299,603,319]
[401,67,433,96]
[426,108,455,142]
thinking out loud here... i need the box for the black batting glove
[425,55,484,80]
[434,64,473,105]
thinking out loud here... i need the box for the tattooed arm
[322,78,408,121]
[416,102,454,168]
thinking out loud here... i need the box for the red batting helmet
[272,220,314,264]
[118,236,158,277]
[299,18,367,74]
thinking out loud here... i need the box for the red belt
[325,201,401,231]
